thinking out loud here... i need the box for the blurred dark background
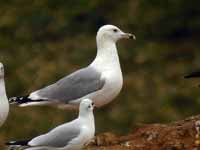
[0,0,200,149]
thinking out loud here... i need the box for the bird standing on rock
[6,99,95,150]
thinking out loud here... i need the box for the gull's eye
[113,29,118,33]
[88,105,91,109]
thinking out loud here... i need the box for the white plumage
[9,25,135,108]
[0,62,9,127]
[7,99,95,150]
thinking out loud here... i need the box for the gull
[0,62,9,127]
[6,99,95,150]
[9,24,135,108]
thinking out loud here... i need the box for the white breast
[70,42,123,107]
[0,100,9,127]
[66,117,95,150]
[78,44,123,107]
[93,68,123,107]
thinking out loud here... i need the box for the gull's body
[9,25,135,108]
[7,99,95,150]
[0,62,9,127]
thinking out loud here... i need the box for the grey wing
[29,121,81,147]
[31,67,105,103]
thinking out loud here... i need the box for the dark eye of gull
[113,29,118,32]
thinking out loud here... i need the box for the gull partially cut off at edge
[0,62,9,127]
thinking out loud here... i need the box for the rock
[86,114,200,150]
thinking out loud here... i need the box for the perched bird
[0,62,9,127]
[9,24,135,108]
[6,99,95,150]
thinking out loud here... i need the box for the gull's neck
[91,37,121,70]
[78,110,94,125]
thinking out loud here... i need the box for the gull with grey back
[6,99,95,150]
[9,25,135,108]
[0,62,9,127]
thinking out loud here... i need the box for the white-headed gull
[9,25,135,108]
[7,99,95,150]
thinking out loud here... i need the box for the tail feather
[6,140,30,146]
[184,71,200,78]
[9,95,45,105]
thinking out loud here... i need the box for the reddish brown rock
[87,115,200,150]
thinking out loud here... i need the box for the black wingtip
[184,75,193,78]
[5,141,15,145]
[9,95,45,105]
[184,71,200,79]
[6,140,29,146]
[9,95,32,104]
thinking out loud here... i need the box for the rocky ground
[87,115,200,150]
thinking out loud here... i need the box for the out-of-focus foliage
[0,0,200,149]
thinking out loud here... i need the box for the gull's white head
[79,99,95,116]
[96,25,136,44]
[0,62,4,78]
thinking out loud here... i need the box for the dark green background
[0,0,200,149]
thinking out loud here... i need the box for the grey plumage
[29,121,80,147]
[9,24,135,107]
[34,66,105,102]
[7,99,95,149]
[10,66,105,104]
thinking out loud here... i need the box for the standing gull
[9,24,135,108]
[0,62,9,127]
[6,99,95,150]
